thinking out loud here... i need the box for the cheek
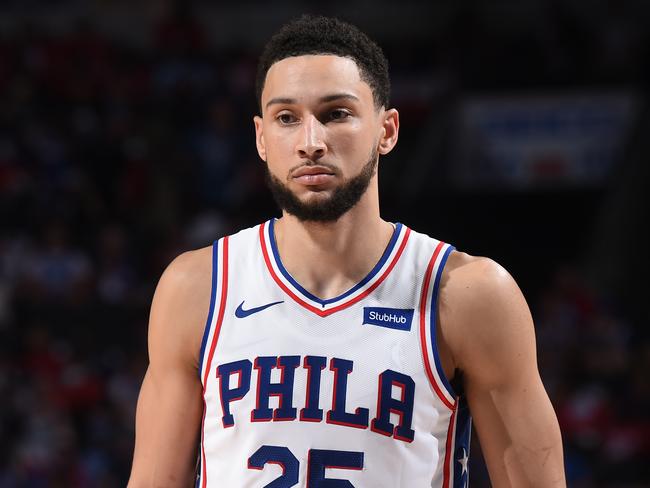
[264,129,296,158]
[329,124,375,157]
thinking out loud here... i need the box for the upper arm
[440,254,565,487]
[128,248,212,487]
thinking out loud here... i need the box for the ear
[378,108,399,155]
[254,115,266,161]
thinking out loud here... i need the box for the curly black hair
[255,15,390,112]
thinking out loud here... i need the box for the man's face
[254,55,398,222]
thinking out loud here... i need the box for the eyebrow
[265,93,360,110]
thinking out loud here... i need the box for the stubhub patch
[363,307,414,331]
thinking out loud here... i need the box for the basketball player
[128,15,565,487]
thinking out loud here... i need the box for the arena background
[0,1,649,486]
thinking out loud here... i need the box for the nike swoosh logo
[235,300,284,318]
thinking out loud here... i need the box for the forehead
[261,55,372,106]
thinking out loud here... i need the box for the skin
[254,55,398,297]
[128,54,565,487]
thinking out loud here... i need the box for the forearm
[473,382,565,487]
[503,393,564,487]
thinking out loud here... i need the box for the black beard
[264,153,378,223]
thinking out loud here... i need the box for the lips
[292,165,336,178]
[291,165,337,186]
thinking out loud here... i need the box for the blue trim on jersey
[198,239,219,378]
[428,244,457,398]
[453,395,472,488]
[267,218,402,306]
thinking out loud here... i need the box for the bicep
[128,251,211,487]
[129,365,203,487]
[444,257,565,487]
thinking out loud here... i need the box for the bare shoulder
[441,251,521,307]
[440,252,522,322]
[438,251,535,380]
[149,245,215,370]
[158,245,213,294]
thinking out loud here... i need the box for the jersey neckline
[259,218,411,317]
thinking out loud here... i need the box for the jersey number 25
[248,445,364,487]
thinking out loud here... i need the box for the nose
[296,115,327,161]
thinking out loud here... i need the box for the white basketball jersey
[197,220,471,488]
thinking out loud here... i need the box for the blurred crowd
[534,270,650,486]
[0,2,649,487]
[0,11,265,487]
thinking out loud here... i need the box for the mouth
[291,165,337,186]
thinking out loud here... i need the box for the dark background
[0,0,649,486]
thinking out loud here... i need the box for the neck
[273,186,394,300]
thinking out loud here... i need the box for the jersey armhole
[197,236,230,386]
[419,241,457,410]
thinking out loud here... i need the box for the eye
[329,109,351,121]
[277,112,297,125]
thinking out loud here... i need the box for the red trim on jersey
[419,241,455,411]
[442,403,458,488]
[201,236,230,388]
[259,222,411,317]
[199,396,208,486]
[200,236,229,488]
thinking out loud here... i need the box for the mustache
[288,161,340,177]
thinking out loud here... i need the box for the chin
[296,187,335,200]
